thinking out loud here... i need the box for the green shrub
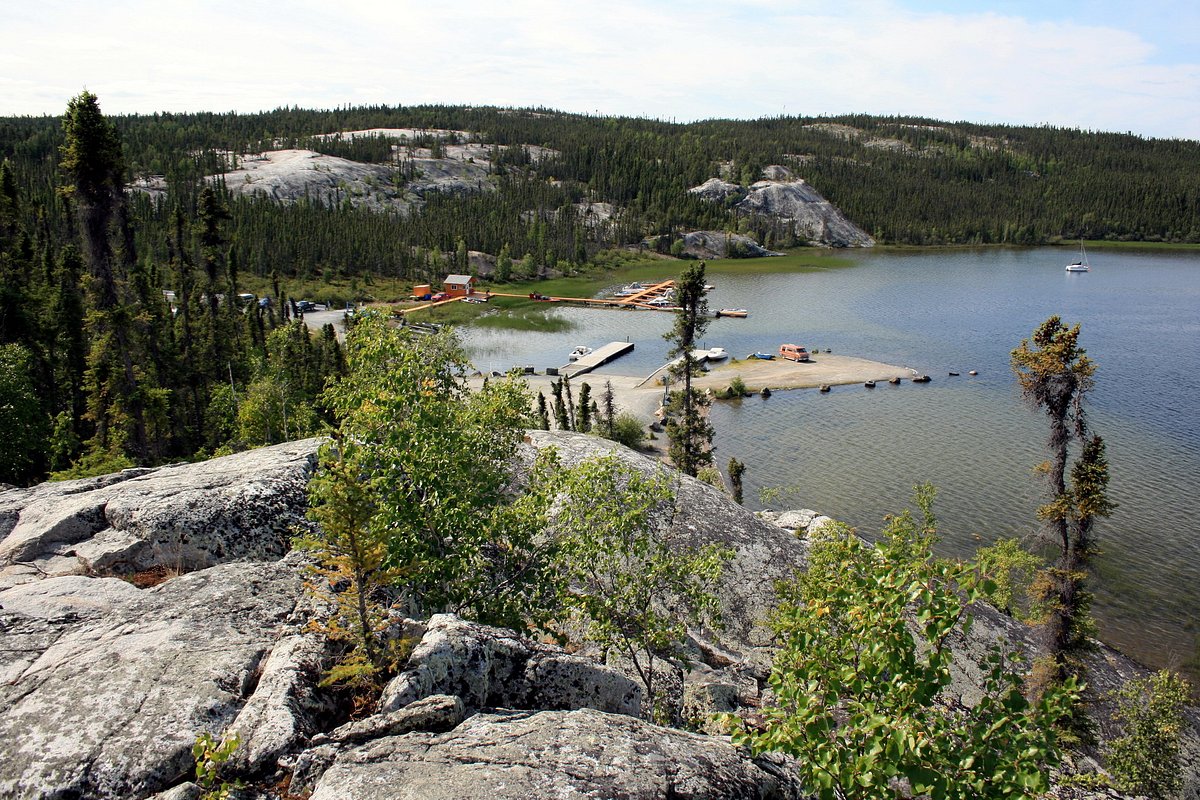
[1106,669,1190,799]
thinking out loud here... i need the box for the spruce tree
[1012,317,1114,694]
[664,260,713,476]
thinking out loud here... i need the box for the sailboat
[1065,240,1090,272]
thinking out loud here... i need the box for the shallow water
[461,247,1200,670]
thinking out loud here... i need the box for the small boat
[750,352,775,360]
[864,380,876,388]
[948,371,960,376]
[1066,240,1090,272]
[706,347,729,361]
[646,297,673,307]
[819,384,831,393]
[568,345,592,361]
[703,284,716,292]
[968,370,978,376]
[912,374,931,383]
[888,376,901,385]
[716,308,749,318]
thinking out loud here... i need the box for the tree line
[0,92,345,486]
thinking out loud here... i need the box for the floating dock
[560,341,635,378]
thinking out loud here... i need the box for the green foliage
[727,457,746,505]
[727,375,747,397]
[607,412,646,449]
[664,261,713,476]
[975,537,1045,621]
[300,434,412,687]
[191,732,241,800]
[1106,669,1191,799]
[550,453,732,722]
[1012,317,1111,690]
[0,343,48,484]
[736,486,1077,800]
[313,311,544,627]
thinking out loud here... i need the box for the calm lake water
[461,247,1200,671]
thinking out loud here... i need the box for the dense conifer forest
[1,97,1198,484]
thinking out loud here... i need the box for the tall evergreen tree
[60,90,149,462]
[1012,317,1114,694]
[664,260,713,476]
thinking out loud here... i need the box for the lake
[460,246,1200,672]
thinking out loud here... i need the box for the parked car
[430,292,450,302]
[296,300,316,313]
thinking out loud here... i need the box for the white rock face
[212,148,494,212]
[737,178,875,247]
[688,166,875,248]
[679,230,783,259]
[0,438,321,588]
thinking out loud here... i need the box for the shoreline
[471,352,913,429]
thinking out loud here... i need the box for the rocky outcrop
[0,438,321,589]
[678,230,784,260]
[211,145,497,213]
[688,166,875,247]
[0,555,321,800]
[307,707,806,800]
[688,177,744,204]
[379,614,642,717]
[739,177,874,247]
[2,430,1197,799]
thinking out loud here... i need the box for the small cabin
[779,343,810,362]
[443,274,477,298]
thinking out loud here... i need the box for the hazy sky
[4,0,1198,139]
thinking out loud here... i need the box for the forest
[1,94,1199,485]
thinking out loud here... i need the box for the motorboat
[1066,240,1090,272]
[716,308,748,318]
[568,345,593,361]
[706,347,729,361]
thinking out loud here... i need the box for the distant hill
[2,103,1199,285]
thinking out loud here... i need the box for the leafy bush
[1106,669,1191,799]
[976,537,1045,620]
[734,485,1077,799]
[609,412,646,449]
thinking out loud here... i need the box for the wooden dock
[560,341,635,378]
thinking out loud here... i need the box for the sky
[3,0,1198,140]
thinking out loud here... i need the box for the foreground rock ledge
[309,707,804,800]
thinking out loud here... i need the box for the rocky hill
[689,165,876,248]
[0,434,1194,799]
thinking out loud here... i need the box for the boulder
[380,614,641,717]
[0,555,319,799]
[308,707,806,800]
[0,438,321,589]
